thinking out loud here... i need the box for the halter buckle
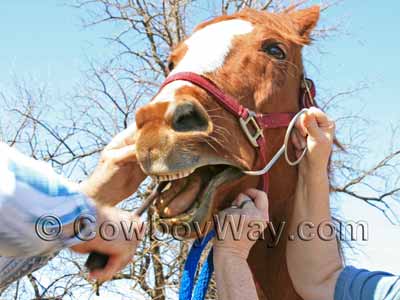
[239,111,263,148]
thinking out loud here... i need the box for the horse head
[135,7,320,299]
[135,6,319,230]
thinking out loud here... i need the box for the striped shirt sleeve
[0,142,96,257]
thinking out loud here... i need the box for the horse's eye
[168,61,175,71]
[262,42,286,60]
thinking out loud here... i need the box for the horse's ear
[288,6,320,40]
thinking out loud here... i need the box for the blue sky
[1,0,400,292]
[313,0,400,130]
[1,1,399,131]
[1,1,109,92]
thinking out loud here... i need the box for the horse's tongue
[162,175,201,217]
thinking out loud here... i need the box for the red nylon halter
[159,72,316,192]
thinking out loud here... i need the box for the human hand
[70,206,145,283]
[213,189,269,259]
[80,125,146,205]
[292,107,335,173]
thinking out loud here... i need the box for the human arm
[0,142,97,257]
[286,107,342,300]
[0,137,145,283]
[286,107,400,300]
[213,189,269,300]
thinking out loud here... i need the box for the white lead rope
[243,108,309,176]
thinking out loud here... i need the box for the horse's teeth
[162,182,172,192]
[153,168,195,182]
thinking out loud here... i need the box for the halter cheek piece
[160,72,316,192]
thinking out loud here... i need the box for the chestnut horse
[135,7,320,300]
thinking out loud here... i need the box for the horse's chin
[150,165,244,239]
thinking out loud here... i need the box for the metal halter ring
[284,108,308,166]
[243,108,308,176]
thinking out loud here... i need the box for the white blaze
[172,19,253,75]
[154,19,253,103]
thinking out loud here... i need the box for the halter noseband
[159,71,316,191]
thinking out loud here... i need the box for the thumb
[105,124,137,150]
[107,144,137,164]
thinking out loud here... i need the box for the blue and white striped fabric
[0,142,96,291]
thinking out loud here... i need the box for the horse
[134,6,321,300]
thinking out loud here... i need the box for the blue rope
[192,248,214,300]
[179,230,215,300]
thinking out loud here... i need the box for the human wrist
[298,167,329,197]
[213,245,250,260]
[64,196,98,249]
[299,161,329,180]
[79,180,92,197]
[79,178,108,204]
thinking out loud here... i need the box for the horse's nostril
[172,101,209,132]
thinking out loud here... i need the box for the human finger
[291,128,306,151]
[295,113,308,137]
[89,255,121,283]
[303,108,335,141]
[105,124,138,150]
[106,144,137,164]
[302,111,322,138]
[291,129,302,151]
[233,193,256,209]
[308,107,331,128]
[243,189,269,219]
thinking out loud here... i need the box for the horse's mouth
[151,165,243,227]
[153,166,224,219]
